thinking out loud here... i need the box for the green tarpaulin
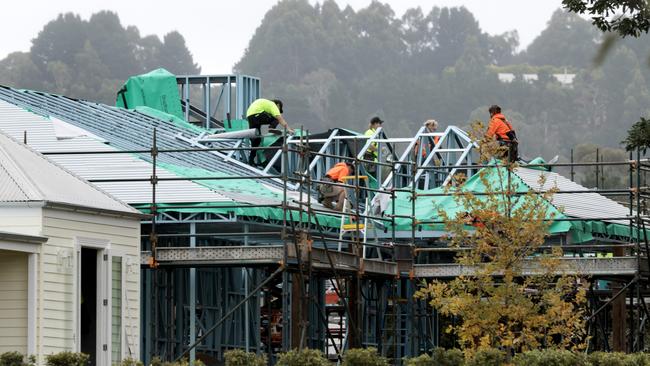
[116,68,184,120]
[134,162,343,228]
[385,165,644,243]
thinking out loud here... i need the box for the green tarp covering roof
[134,162,343,228]
[386,165,642,243]
[116,68,184,121]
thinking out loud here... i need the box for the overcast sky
[1,0,564,74]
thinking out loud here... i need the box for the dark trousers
[247,112,279,165]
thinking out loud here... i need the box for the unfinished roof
[515,167,630,225]
[0,86,280,188]
[0,129,140,215]
[0,99,234,206]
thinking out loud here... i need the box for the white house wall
[0,250,29,354]
[0,207,43,237]
[39,208,140,361]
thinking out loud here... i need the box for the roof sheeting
[514,167,630,225]
[0,129,140,214]
[0,99,233,206]
[0,86,280,188]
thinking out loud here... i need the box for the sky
[1,0,564,74]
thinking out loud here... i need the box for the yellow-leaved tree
[415,123,589,356]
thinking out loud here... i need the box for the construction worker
[415,119,441,159]
[318,161,354,211]
[246,98,294,165]
[486,105,518,163]
[363,116,384,175]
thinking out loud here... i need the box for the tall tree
[1,10,200,105]
[522,9,600,68]
[563,0,650,37]
[159,31,200,75]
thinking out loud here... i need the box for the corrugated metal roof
[0,86,282,189]
[0,100,233,205]
[0,129,140,214]
[515,167,630,224]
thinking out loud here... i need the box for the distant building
[497,72,575,86]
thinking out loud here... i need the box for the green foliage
[118,358,144,366]
[275,349,329,366]
[464,348,507,366]
[404,348,464,366]
[622,117,650,152]
[562,0,650,37]
[0,352,25,366]
[0,10,199,105]
[342,348,389,366]
[588,351,637,366]
[416,139,589,353]
[224,349,267,366]
[44,352,89,366]
[521,9,599,68]
[513,349,590,366]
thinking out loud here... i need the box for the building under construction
[0,70,648,365]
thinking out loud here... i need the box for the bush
[404,348,464,366]
[276,349,329,366]
[465,348,506,366]
[0,352,24,366]
[342,348,389,366]
[403,354,435,366]
[118,358,143,366]
[224,349,266,366]
[588,352,637,366]
[513,349,589,366]
[628,352,650,366]
[45,352,89,366]
[432,348,464,366]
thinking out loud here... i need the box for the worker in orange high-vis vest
[318,162,354,211]
[415,119,441,160]
[486,105,518,163]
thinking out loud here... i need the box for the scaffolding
[43,125,650,365]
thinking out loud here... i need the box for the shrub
[465,348,506,366]
[403,354,435,366]
[224,349,266,366]
[118,358,144,366]
[404,349,464,366]
[0,352,24,366]
[588,352,636,366]
[45,352,89,366]
[342,348,389,366]
[628,352,650,366]
[276,349,329,366]
[432,348,464,366]
[513,349,589,366]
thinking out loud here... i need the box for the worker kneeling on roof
[318,162,355,211]
[485,104,518,163]
[246,98,294,166]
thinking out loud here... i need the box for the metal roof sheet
[0,86,281,189]
[515,167,631,224]
[0,128,140,214]
[0,100,233,206]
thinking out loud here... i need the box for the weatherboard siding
[41,208,140,358]
[0,207,43,236]
[0,250,28,353]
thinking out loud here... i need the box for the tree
[622,117,650,152]
[1,10,200,105]
[562,0,650,37]
[415,128,588,354]
[159,31,200,75]
[521,9,599,68]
